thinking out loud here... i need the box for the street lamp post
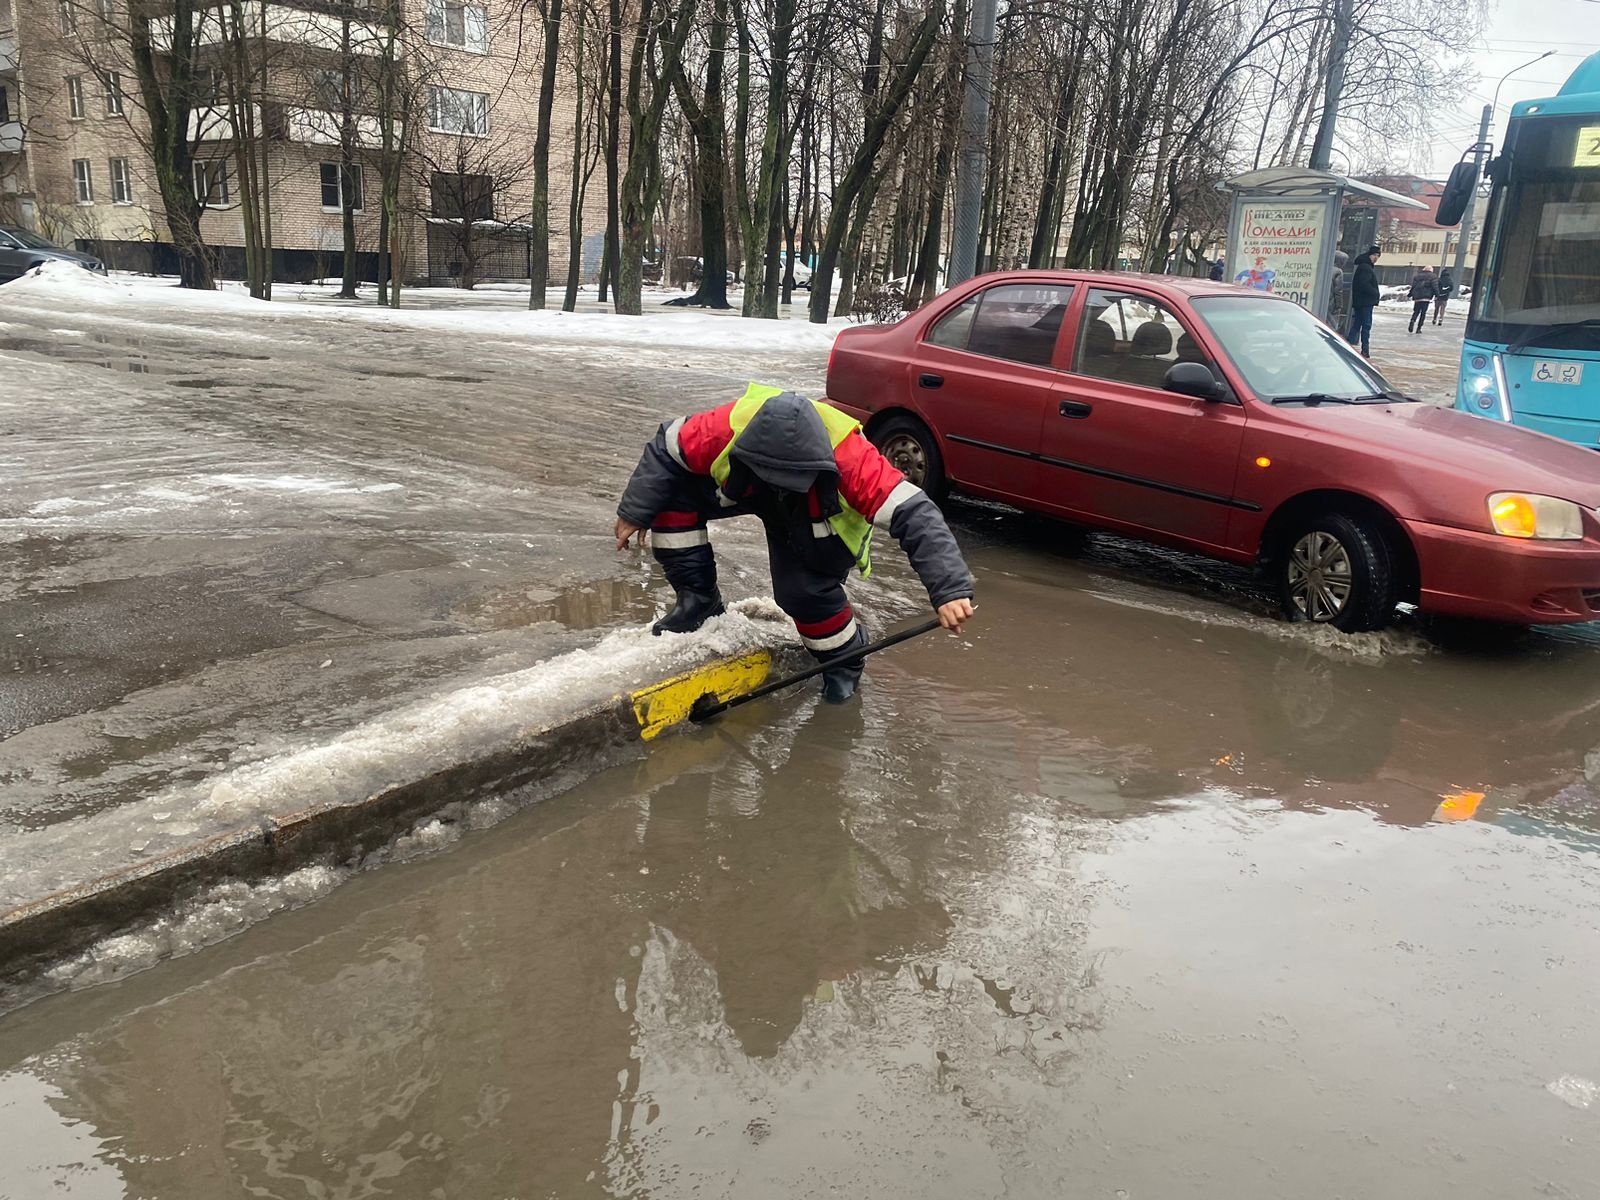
[1450,50,1556,287]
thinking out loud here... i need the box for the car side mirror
[1164,361,1222,400]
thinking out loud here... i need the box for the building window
[110,157,132,203]
[192,158,231,206]
[104,71,123,116]
[312,68,366,109]
[73,158,94,204]
[58,0,76,35]
[67,75,86,119]
[430,171,494,221]
[319,162,364,211]
[425,0,488,52]
[0,88,9,126]
[428,86,488,135]
[98,0,115,20]
[195,67,222,106]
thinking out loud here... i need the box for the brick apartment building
[0,0,603,285]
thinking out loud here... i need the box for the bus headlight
[1488,493,1584,540]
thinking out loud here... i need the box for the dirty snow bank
[0,260,846,353]
[0,600,797,910]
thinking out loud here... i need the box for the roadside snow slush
[3,271,1600,1195]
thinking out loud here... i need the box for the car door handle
[918,373,944,389]
[1058,400,1092,419]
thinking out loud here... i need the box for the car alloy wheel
[1286,530,1354,622]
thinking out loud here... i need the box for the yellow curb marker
[629,650,774,740]
[1433,790,1485,822]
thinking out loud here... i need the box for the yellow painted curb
[629,650,774,740]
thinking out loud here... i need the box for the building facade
[0,0,604,286]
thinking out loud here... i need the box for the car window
[1191,295,1389,401]
[967,284,1074,367]
[1,227,58,250]
[0,231,17,249]
[925,296,978,349]
[925,284,1074,366]
[1073,289,1211,391]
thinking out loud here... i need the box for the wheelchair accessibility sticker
[1533,361,1584,386]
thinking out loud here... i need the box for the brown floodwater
[3,532,1600,1198]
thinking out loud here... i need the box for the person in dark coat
[1345,244,1382,357]
[1407,265,1437,333]
[615,386,975,703]
[1208,258,1224,282]
[1432,268,1454,325]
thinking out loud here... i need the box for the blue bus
[1449,52,1600,443]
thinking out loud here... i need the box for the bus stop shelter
[1221,168,1427,322]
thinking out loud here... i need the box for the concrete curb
[0,640,804,1002]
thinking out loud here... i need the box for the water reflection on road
[4,535,1600,1197]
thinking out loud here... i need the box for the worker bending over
[615,385,975,702]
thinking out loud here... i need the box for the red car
[825,271,1600,631]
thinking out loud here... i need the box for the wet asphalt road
[3,541,1600,1197]
[6,287,1599,1195]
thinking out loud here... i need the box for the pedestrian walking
[1432,268,1454,325]
[1346,244,1381,357]
[615,386,976,703]
[1407,265,1437,333]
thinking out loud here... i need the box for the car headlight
[1488,492,1584,539]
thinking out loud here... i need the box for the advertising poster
[1230,199,1329,313]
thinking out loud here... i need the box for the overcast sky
[1417,0,1600,175]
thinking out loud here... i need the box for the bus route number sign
[1533,361,1584,386]
[1576,125,1600,168]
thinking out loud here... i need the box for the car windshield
[1190,295,1395,403]
[0,226,62,250]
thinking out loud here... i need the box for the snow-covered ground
[2,261,846,354]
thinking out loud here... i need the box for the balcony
[1,32,16,75]
[283,106,394,149]
[0,120,21,155]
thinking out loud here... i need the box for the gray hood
[731,391,838,493]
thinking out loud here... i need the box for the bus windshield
[1471,115,1600,351]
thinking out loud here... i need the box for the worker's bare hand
[615,519,646,551]
[937,598,975,633]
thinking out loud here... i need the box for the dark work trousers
[1409,300,1430,332]
[1432,295,1449,324]
[1346,306,1374,357]
[649,475,865,662]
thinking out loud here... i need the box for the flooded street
[4,517,1600,1197]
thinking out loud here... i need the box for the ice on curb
[0,600,798,911]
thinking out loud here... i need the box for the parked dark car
[825,270,1600,632]
[0,225,106,282]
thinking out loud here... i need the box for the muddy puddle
[3,542,1600,1196]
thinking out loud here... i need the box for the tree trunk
[600,0,622,304]
[338,17,359,298]
[810,1,946,324]
[668,0,730,308]
[529,0,565,308]
[128,0,214,289]
[563,3,591,312]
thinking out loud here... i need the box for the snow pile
[5,258,123,299]
[0,264,845,354]
[0,600,798,910]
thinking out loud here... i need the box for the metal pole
[1450,103,1491,286]
[946,0,997,287]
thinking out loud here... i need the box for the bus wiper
[1270,393,1356,406]
[1507,318,1600,355]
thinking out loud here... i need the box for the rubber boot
[652,542,725,635]
[652,588,725,635]
[818,622,869,704]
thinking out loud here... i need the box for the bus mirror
[1436,160,1478,227]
